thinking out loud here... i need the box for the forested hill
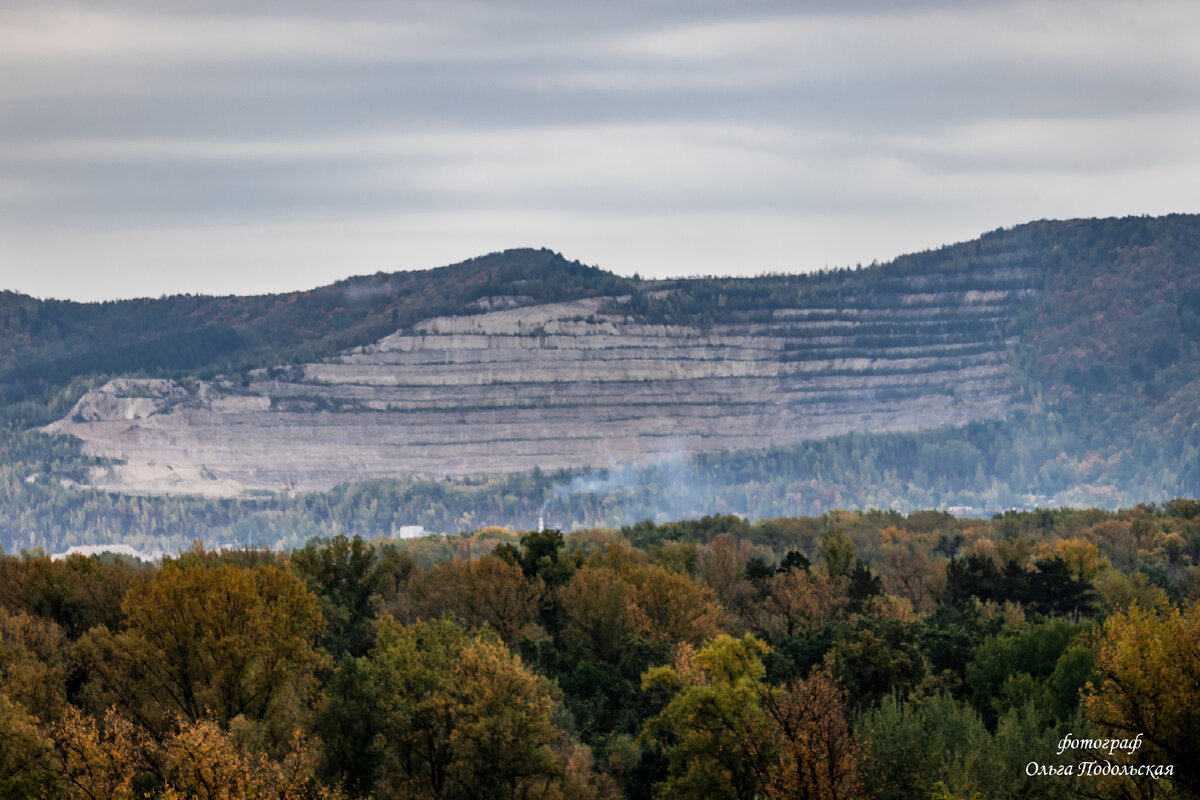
[0,248,634,422]
[6,215,1198,383]
[5,215,1198,418]
[4,214,1200,553]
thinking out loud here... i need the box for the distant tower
[538,514,544,533]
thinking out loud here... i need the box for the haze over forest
[4,219,1200,799]
[1,214,1199,555]
[5,3,1200,799]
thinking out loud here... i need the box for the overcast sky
[2,0,1199,300]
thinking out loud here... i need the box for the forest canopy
[1,503,1198,799]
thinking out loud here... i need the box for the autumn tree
[0,554,140,638]
[559,547,722,665]
[77,559,326,750]
[761,668,862,800]
[410,555,544,646]
[759,568,848,640]
[0,607,69,721]
[553,551,724,747]
[881,541,943,613]
[44,705,340,800]
[157,718,339,800]
[368,616,574,800]
[0,693,53,799]
[641,634,862,800]
[641,635,778,800]
[1085,600,1200,798]
[626,564,723,652]
[696,534,756,631]
[557,565,632,665]
[44,706,146,800]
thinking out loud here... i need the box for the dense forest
[0,415,1193,558]
[1,505,1197,798]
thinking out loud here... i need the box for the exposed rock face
[46,281,1034,496]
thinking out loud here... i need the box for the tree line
[1,503,1199,799]
[8,414,1200,557]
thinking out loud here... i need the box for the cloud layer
[2,0,1199,299]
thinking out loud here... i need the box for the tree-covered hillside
[0,248,634,426]
[3,216,1200,554]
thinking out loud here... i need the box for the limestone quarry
[45,275,1036,496]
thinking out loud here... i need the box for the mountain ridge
[4,215,1200,551]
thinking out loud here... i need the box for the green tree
[643,633,859,800]
[517,529,575,588]
[964,619,1090,726]
[0,693,53,799]
[314,655,383,797]
[858,694,1082,800]
[290,534,382,657]
[821,531,856,580]
[368,617,571,800]
[641,635,777,800]
[829,618,926,709]
[642,634,862,800]
[858,693,989,800]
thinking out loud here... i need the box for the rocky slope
[46,269,1035,495]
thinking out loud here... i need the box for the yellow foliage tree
[762,668,863,800]
[761,568,848,639]
[45,705,341,800]
[1085,600,1200,798]
[77,560,326,751]
[558,560,721,664]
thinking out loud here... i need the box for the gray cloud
[1,0,1198,300]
